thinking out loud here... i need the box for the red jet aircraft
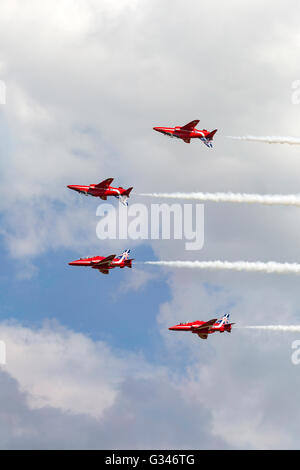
[67,178,133,206]
[169,314,234,340]
[69,249,133,275]
[153,119,217,148]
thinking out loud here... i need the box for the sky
[1,0,300,449]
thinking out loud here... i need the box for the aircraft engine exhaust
[237,325,300,332]
[144,260,300,275]
[139,192,300,207]
[227,136,300,145]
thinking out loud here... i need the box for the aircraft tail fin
[206,129,218,141]
[199,129,217,149]
[114,249,133,267]
[124,187,133,197]
[119,249,130,262]
[120,249,133,268]
[215,313,230,328]
[118,188,133,206]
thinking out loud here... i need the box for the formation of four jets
[68,120,229,340]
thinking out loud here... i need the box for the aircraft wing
[193,319,218,331]
[73,188,88,194]
[95,178,114,188]
[93,255,116,268]
[183,138,191,144]
[99,269,109,275]
[180,120,200,131]
[197,333,208,340]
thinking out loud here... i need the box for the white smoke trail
[227,135,300,145]
[238,325,300,332]
[145,260,300,275]
[140,192,300,207]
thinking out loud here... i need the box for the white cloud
[0,320,161,418]
[118,268,156,293]
[0,319,227,449]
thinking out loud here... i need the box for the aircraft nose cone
[153,127,162,132]
[69,260,79,266]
